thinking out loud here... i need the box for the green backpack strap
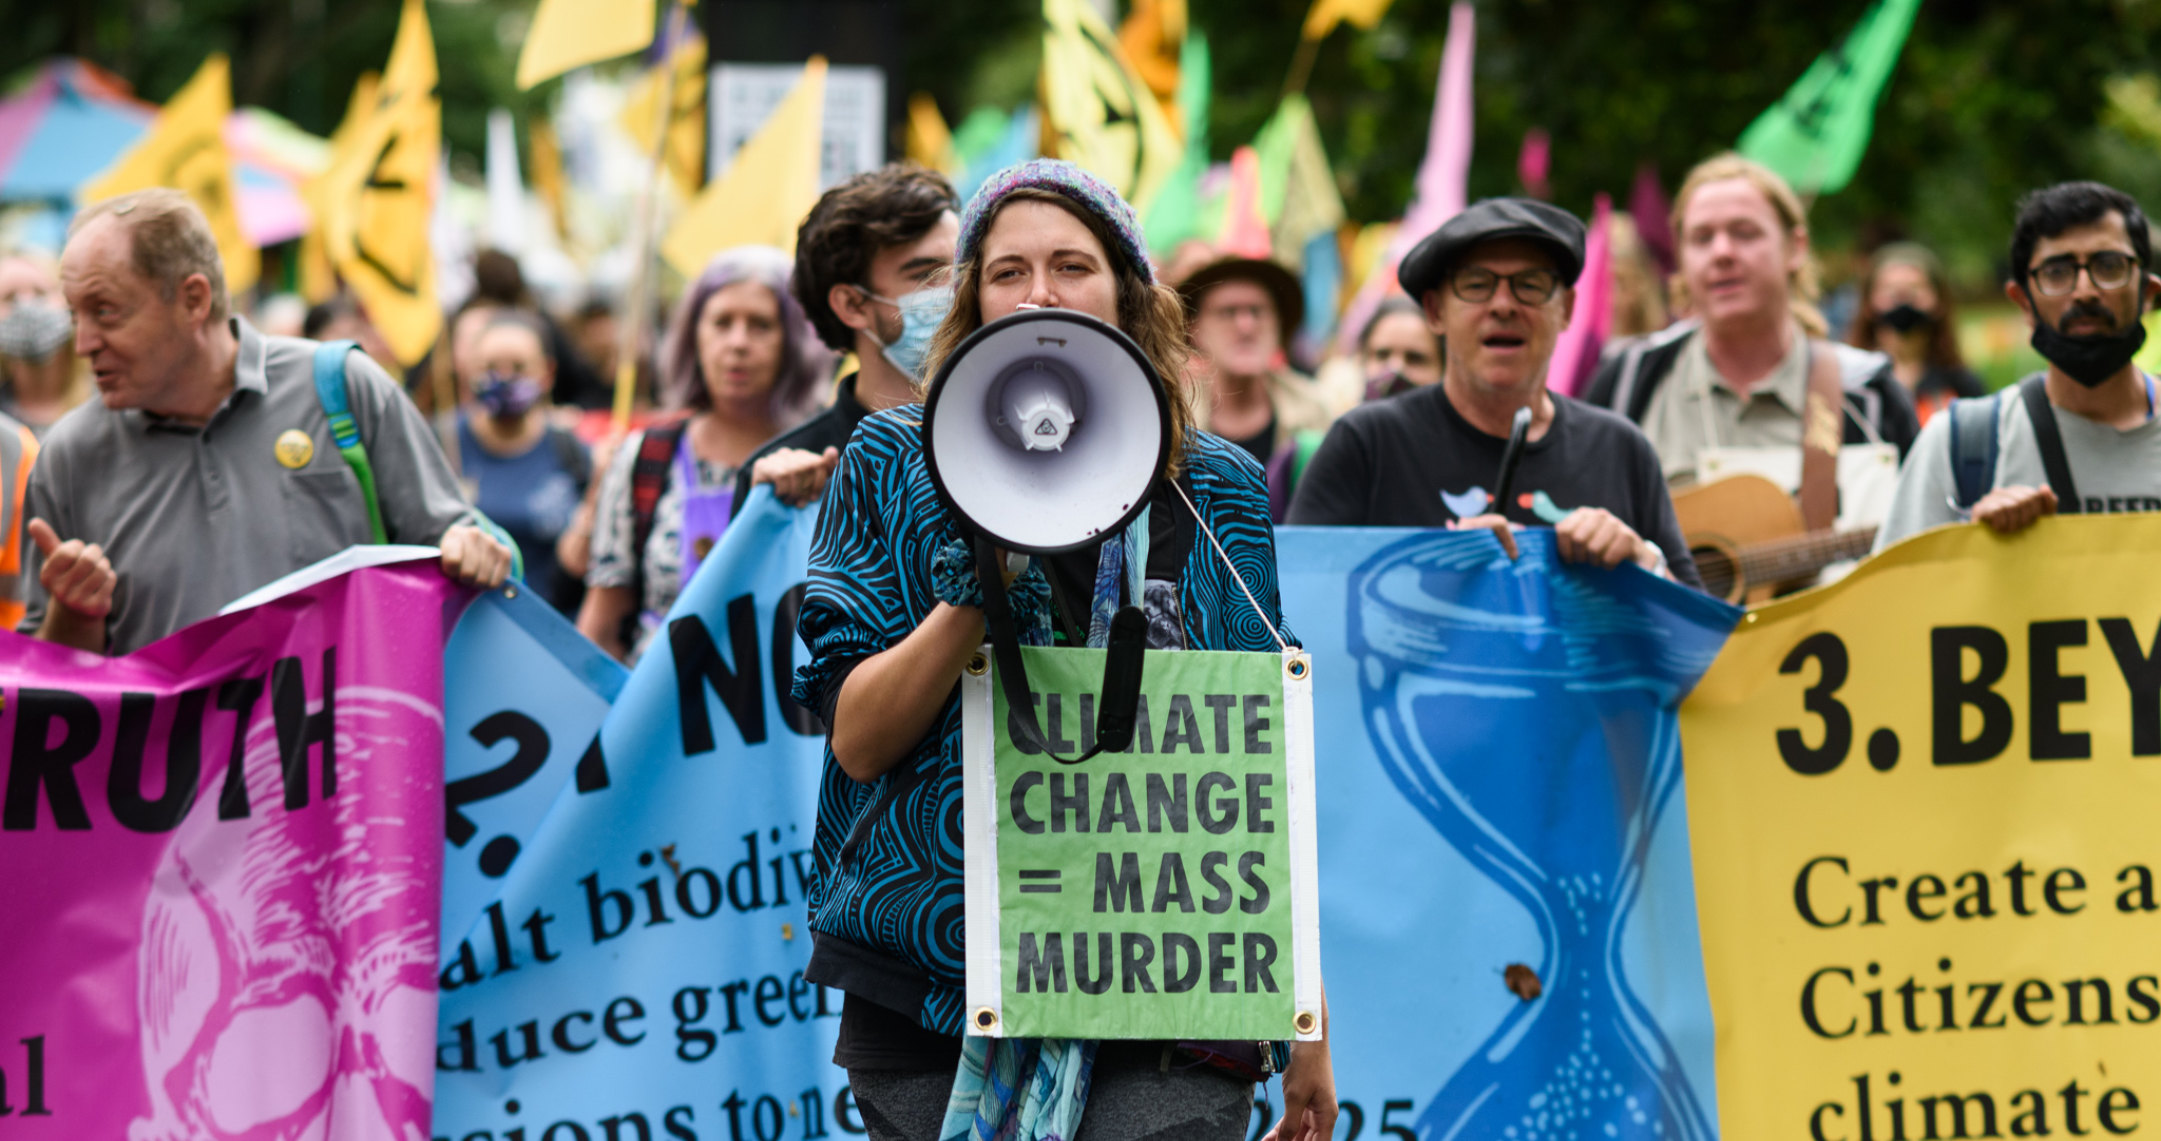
[311,340,387,544]
[310,340,524,578]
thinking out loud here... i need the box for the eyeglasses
[1451,266,1560,305]
[2029,251,2139,297]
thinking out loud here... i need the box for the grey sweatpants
[849,1043,1257,1141]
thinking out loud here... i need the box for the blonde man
[1586,154,1918,492]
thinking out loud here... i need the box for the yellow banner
[80,54,258,295]
[307,0,439,365]
[1682,515,2161,1140]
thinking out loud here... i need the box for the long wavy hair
[658,245,832,426]
[918,188,1196,475]
[1669,153,1827,337]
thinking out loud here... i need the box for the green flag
[1142,32,1211,253]
[1736,0,1921,195]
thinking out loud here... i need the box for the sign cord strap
[1171,480,1288,653]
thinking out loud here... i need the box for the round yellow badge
[274,429,315,470]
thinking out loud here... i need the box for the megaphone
[921,308,1171,761]
[922,308,1170,553]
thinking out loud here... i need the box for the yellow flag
[1040,0,1182,212]
[619,33,708,199]
[516,0,657,90]
[906,93,957,177]
[308,0,440,365]
[1301,0,1395,39]
[80,54,259,296]
[528,116,571,239]
[661,57,826,278]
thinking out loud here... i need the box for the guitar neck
[1732,526,1879,586]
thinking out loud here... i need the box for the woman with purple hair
[577,245,832,662]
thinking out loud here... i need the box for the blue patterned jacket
[792,409,1294,1036]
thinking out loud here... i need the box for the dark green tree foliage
[10,0,2158,285]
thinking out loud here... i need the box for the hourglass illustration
[1347,532,1731,1141]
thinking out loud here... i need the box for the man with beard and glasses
[1874,181,2161,548]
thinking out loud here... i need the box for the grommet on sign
[1294,1010,1318,1035]
[966,653,989,676]
[973,1007,999,1032]
[1285,653,1311,682]
[502,584,519,600]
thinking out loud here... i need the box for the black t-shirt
[730,373,872,519]
[1225,412,1278,467]
[1285,384,1704,590]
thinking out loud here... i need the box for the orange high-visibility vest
[0,421,36,631]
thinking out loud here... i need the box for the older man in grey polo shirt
[21,189,509,655]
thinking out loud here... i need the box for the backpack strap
[311,340,387,544]
[1945,393,2003,512]
[2018,374,2081,514]
[630,420,687,590]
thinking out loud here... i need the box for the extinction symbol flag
[1040,0,1183,214]
[963,646,1322,1042]
[308,0,440,366]
[79,53,259,295]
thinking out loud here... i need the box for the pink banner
[0,561,460,1139]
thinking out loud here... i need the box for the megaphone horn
[922,309,1169,555]
[923,309,1172,763]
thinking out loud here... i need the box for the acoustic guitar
[1670,475,1878,605]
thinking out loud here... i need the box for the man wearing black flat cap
[1287,197,1700,587]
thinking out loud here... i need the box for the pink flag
[1334,0,1474,354]
[1517,128,1551,199]
[1630,161,1674,276]
[1218,145,1273,258]
[1546,192,1612,398]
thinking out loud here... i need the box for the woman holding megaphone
[791,160,1335,1141]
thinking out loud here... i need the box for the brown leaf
[1504,963,1542,1002]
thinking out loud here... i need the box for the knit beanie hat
[955,159,1155,285]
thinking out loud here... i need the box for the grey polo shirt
[20,317,474,654]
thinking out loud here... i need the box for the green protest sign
[962,645,1321,1042]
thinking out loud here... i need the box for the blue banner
[436,488,846,1141]
[431,503,1738,1141]
[1278,527,1738,1141]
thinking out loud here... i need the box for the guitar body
[1671,475,1807,605]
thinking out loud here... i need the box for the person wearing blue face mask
[456,310,593,615]
[731,164,962,517]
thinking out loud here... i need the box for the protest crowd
[7,1,2161,1140]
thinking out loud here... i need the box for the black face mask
[2030,301,2147,388]
[1876,303,1934,335]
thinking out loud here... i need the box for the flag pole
[1281,34,1320,99]
[613,0,693,429]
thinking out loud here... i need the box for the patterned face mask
[0,302,72,361]
[473,371,544,418]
